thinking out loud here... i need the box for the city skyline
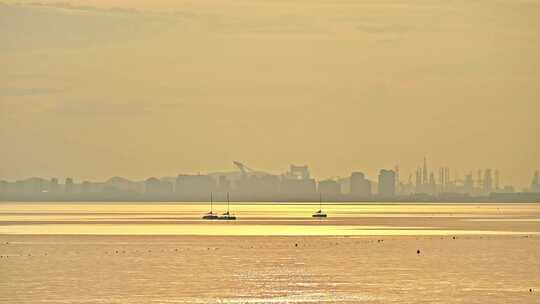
[2,160,539,202]
[1,1,539,188]
[2,158,538,190]
[2,1,540,302]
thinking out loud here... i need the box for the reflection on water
[1,217,539,304]
[1,202,539,236]
[221,292,380,303]
[1,224,538,236]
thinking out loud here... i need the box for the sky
[1,0,539,188]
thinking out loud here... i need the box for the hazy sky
[1,0,539,187]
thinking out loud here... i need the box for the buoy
[417,249,420,254]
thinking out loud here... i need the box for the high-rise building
[218,175,231,192]
[415,167,422,193]
[477,170,483,190]
[427,172,436,195]
[50,178,59,193]
[438,168,445,192]
[378,169,396,197]
[531,171,540,193]
[318,179,341,195]
[422,156,428,186]
[494,170,500,191]
[463,173,474,195]
[399,173,415,195]
[483,169,493,194]
[280,178,316,196]
[175,174,216,197]
[65,178,74,193]
[237,175,279,197]
[285,165,310,180]
[280,165,316,198]
[394,165,400,194]
[438,167,450,193]
[350,172,371,197]
[145,177,173,195]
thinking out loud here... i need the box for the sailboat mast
[227,192,230,213]
[320,193,322,210]
[210,192,213,213]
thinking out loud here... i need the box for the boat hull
[202,215,219,220]
[217,215,237,220]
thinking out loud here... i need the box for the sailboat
[218,192,236,220]
[202,193,218,220]
[312,193,327,218]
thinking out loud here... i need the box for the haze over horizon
[1,0,539,187]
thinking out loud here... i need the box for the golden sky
[1,0,539,187]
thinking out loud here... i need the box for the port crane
[233,161,271,177]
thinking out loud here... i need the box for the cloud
[0,87,56,97]
[13,1,142,14]
[55,101,150,117]
[0,2,180,52]
[356,23,411,34]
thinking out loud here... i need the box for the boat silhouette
[218,192,236,220]
[202,193,218,220]
[312,193,327,218]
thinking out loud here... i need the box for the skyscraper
[422,156,428,186]
[145,177,173,195]
[280,165,316,198]
[378,169,396,197]
[477,170,483,190]
[394,165,400,194]
[494,170,500,191]
[531,171,540,193]
[175,174,216,197]
[439,168,445,192]
[415,167,422,193]
[318,179,341,196]
[428,172,436,195]
[463,173,474,195]
[483,169,493,194]
[350,172,371,197]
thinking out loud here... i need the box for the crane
[233,161,270,177]
[233,161,254,174]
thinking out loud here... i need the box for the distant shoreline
[1,197,540,204]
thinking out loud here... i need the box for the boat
[202,193,218,220]
[218,192,237,220]
[312,193,327,218]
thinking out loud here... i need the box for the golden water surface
[1,202,539,236]
[1,202,539,303]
